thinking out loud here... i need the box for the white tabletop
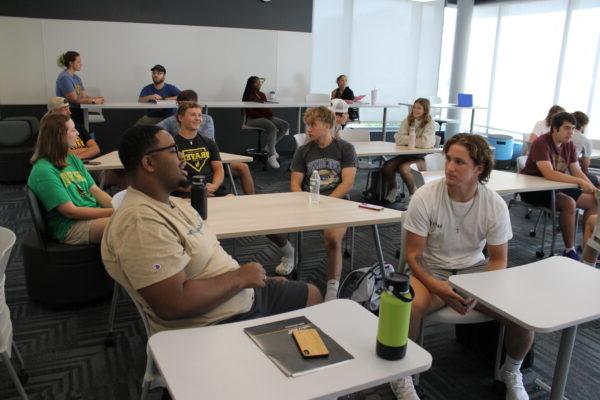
[85,150,252,171]
[148,299,432,400]
[419,170,578,195]
[81,101,177,110]
[398,102,488,111]
[346,103,405,109]
[206,192,403,239]
[449,257,600,332]
[352,141,442,157]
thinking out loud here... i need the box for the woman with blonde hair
[28,113,113,244]
[382,98,438,202]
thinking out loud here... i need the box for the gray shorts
[405,259,488,281]
[218,278,308,324]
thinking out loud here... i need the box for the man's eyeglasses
[145,143,180,156]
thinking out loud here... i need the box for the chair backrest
[339,129,371,143]
[516,155,527,172]
[424,153,445,171]
[434,135,442,148]
[25,186,49,247]
[0,121,32,147]
[0,227,16,280]
[409,164,426,191]
[293,133,307,148]
[126,289,152,338]
[305,93,330,103]
[111,189,128,210]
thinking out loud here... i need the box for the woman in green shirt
[28,113,113,244]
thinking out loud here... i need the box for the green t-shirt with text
[28,153,99,241]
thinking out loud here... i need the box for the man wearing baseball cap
[45,96,101,160]
[330,98,349,139]
[136,64,181,125]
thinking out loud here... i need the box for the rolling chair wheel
[529,230,536,237]
[536,251,544,258]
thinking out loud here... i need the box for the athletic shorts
[63,220,92,245]
[218,278,309,324]
[520,188,582,207]
[404,259,488,281]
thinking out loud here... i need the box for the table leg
[382,108,388,140]
[469,109,475,134]
[551,190,557,256]
[84,108,90,131]
[225,163,238,196]
[549,325,577,400]
[297,107,302,135]
[371,225,386,269]
[295,231,303,277]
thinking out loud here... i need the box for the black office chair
[241,110,269,170]
[22,187,113,305]
[0,120,35,183]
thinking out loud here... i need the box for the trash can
[487,134,514,169]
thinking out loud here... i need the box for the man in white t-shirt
[391,134,533,400]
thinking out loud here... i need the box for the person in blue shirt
[136,64,181,125]
[55,51,104,126]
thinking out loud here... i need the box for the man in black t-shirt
[174,103,229,197]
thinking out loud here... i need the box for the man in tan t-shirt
[101,125,322,335]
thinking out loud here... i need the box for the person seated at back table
[331,74,359,121]
[381,97,438,203]
[44,96,100,160]
[101,125,322,335]
[136,64,181,126]
[571,111,598,188]
[242,76,290,169]
[390,133,533,400]
[158,89,255,195]
[28,113,113,244]
[520,111,597,260]
[525,104,565,154]
[174,102,297,271]
[288,106,358,301]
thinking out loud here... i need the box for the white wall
[0,16,312,104]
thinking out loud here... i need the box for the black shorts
[219,278,309,324]
[386,154,425,164]
[520,188,582,207]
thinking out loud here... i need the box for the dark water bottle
[376,272,414,360]
[191,175,207,220]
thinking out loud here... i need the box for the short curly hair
[443,133,494,184]
[303,106,335,128]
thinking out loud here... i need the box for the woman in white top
[526,105,564,152]
[382,98,438,202]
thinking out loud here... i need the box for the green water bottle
[376,272,414,360]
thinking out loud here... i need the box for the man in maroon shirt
[521,112,597,260]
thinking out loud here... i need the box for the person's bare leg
[407,275,445,340]
[582,214,599,265]
[89,217,111,243]
[322,227,347,301]
[382,158,402,189]
[230,163,255,195]
[556,193,576,248]
[306,283,323,306]
[398,159,420,195]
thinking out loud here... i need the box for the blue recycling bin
[487,134,513,161]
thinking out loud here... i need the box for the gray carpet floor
[1,157,599,400]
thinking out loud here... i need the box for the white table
[148,299,432,400]
[399,102,488,134]
[347,103,406,137]
[205,192,404,273]
[82,100,330,135]
[449,256,600,400]
[86,150,252,195]
[420,169,577,255]
[352,141,442,158]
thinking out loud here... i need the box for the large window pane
[490,0,568,135]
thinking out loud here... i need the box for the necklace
[448,188,478,233]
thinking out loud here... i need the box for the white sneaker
[385,188,400,203]
[390,376,420,400]
[275,256,294,276]
[502,371,529,400]
[267,155,280,169]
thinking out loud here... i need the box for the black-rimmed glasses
[145,143,180,156]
